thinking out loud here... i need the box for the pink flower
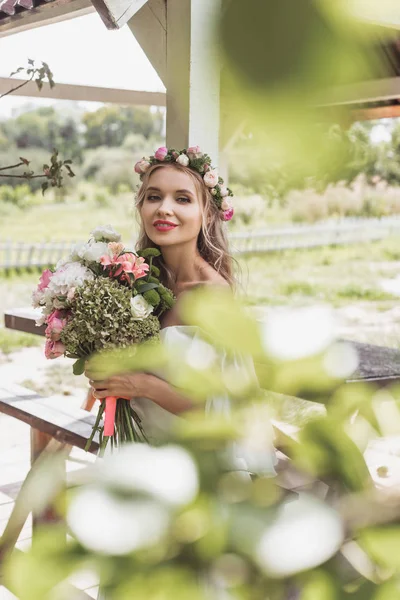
[154,147,168,161]
[187,145,203,159]
[45,310,68,341]
[114,253,149,280]
[221,207,234,222]
[108,242,125,256]
[203,169,219,188]
[101,253,149,281]
[134,159,151,174]
[221,198,231,211]
[44,339,66,359]
[37,269,53,292]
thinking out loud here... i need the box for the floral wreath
[134,146,234,222]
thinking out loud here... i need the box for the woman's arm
[87,371,194,415]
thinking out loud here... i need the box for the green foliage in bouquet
[60,278,160,357]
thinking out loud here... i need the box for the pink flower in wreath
[187,145,203,160]
[134,159,151,174]
[222,207,234,222]
[203,169,219,188]
[154,147,168,161]
[37,269,53,292]
[44,339,66,359]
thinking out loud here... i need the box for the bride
[86,145,276,473]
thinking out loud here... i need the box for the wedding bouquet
[32,225,174,452]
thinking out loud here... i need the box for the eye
[147,194,160,201]
[177,197,190,203]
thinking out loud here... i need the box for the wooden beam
[127,0,167,86]
[90,0,149,30]
[0,77,166,106]
[319,76,400,107]
[351,104,400,121]
[165,0,221,163]
[0,0,94,37]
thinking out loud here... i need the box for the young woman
[87,146,276,472]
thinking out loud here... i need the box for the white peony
[221,198,231,211]
[130,294,154,320]
[176,153,189,167]
[203,169,219,188]
[91,224,121,242]
[219,185,229,197]
[78,240,112,263]
[48,262,94,298]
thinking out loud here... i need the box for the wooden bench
[0,382,98,570]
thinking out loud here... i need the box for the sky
[0,13,164,117]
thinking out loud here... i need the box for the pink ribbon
[103,396,117,436]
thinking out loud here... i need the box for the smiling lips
[153,220,178,232]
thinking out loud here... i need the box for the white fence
[1,216,400,269]
[229,216,400,254]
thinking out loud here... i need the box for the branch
[0,74,34,100]
[0,162,26,172]
[0,173,46,179]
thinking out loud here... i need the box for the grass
[0,328,42,355]
[238,237,400,308]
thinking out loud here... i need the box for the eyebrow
[146,187,194,196]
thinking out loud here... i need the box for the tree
[0,61,75,193]
[82,105,164,149]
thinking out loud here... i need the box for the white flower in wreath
[203,169,219,188]
[91,225,121,243]
[176,153,189,167]
[131,294,154,320]
[219,185,229,197]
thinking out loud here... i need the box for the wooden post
[165,0,222,163]
[30,429,66,542]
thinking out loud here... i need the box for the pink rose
[203,169,219,188]
[46,310,68,341]
[37,269,53,292]
[203,163,210,173]
[187,145,203,159]
[154,147,168,161]
[44,339,66,359]
[221,207,234,222]
[134,159,151,174]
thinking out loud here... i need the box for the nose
[156,196,175,217]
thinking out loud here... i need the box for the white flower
[220,185,229,197]
[221,198,231,211]
[48,262,94,298]
[203,169,219,188]
[176,153,189,167]
[130,294,154,320]
[91,224,121,242]
[78,241,112,263]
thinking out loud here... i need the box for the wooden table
[5,307,400,388]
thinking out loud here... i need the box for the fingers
[89,380,108,390]
[92,389,109,399]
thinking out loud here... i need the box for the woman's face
[140,167,203,247]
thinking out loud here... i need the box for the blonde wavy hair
[135,162,236,289]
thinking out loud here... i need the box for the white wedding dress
[130,325,277,476]
[97,325,276,599]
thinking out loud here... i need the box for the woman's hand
[88,372,148,400]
